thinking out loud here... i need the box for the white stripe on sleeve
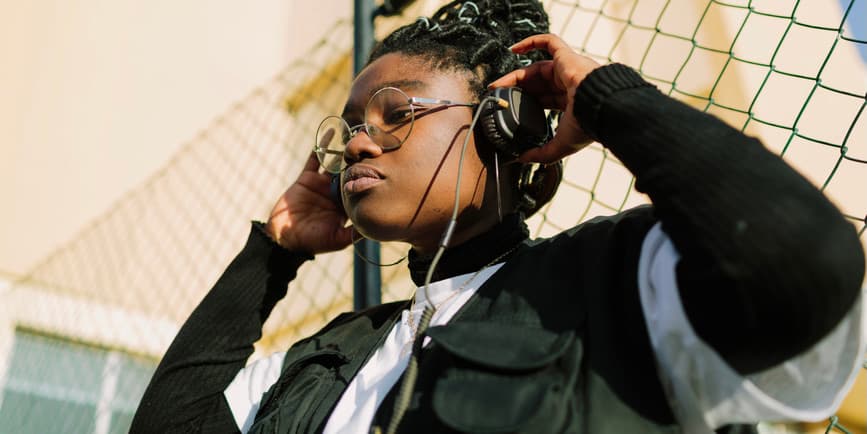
[637,223,865,432]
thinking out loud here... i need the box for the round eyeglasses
[314,87,475,174]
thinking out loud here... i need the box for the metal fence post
[352,0,381,310]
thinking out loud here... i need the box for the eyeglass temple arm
[314,148,344,155]
[408,96,476,107]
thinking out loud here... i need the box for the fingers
[519,136,576,164]
[494,33,602,93]
[306,173,334,198]
[489,32,603,166]
[303,151,321,173]
[487,62,564,99]
[519,109,593,164]
[488,62,570,112]
[293,152,333,198]
[487,61,553,90]
[520,125,594,163]
[510,33,572,56]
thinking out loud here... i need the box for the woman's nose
[343,127,383,164]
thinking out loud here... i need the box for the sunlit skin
[339,54,509,253]
[265,34,600,256]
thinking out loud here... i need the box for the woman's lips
[343,165,385,194]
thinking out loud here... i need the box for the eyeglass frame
[314,86,477,174]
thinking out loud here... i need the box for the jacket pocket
[426,322,579,433]
[249,349,348,434]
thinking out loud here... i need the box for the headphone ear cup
[518,161,563,216]
[479,105,511,153]
[476,87,549,158]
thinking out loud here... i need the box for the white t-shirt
[224,223,865,433]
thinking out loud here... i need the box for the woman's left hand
[488,33,601,163]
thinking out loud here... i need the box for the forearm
[574,64,865,373]
[131,222,312,433]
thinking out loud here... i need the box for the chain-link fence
[0,0,864,432]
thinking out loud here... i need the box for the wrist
[572,63,654,141]
[251,221,314,265]
[263,218,284,247]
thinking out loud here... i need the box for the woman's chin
[347,208,405,243]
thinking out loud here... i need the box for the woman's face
[339,53,500,252]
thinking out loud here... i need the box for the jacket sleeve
[573,63,865,374]
[130,222,313,433]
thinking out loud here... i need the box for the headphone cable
[383,95,508,434]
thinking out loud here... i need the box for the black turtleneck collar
[407,213,530,286]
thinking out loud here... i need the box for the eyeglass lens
[315,87,415,173]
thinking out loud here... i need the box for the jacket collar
[407,213,529,286]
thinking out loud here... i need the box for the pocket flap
[427,322,574,370]
[433,370,553,432]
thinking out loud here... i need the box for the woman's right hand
[488,33,601,163]
[265,152,353,254]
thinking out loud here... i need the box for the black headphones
[477,87,550,157]
[330,87,556,212]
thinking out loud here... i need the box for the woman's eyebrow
[340,107,362,122]
[369,80,427,97]
[341,79,429,118]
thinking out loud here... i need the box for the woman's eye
[384,109,413,125]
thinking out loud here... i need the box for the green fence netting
[0,0,863,433]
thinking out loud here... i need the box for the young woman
[131,1,865,433]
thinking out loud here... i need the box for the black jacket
[248,207,684,433]
[131,64,865,434]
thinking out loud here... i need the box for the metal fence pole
[352,0,381,310]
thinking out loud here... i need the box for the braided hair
[369,0,551,98]
[368,0,562,216]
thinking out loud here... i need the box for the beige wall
[0,0,349,276]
